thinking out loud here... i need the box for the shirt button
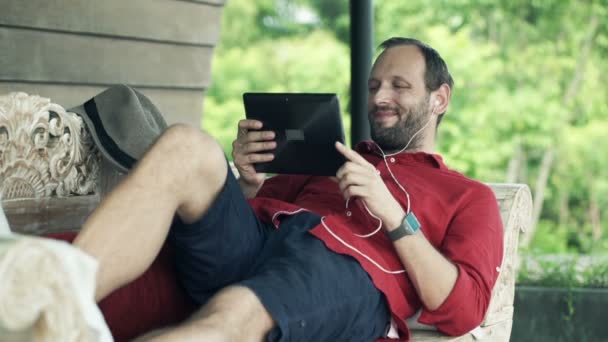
[390,157,396,163]
[299,320,307,328]
[346,211,352,217]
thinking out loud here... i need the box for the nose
[371,84,392,107]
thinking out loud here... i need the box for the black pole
[349,0,373,145]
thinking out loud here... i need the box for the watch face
[389,212,422,241]
[404,212,421,235]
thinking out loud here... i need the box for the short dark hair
[378,37,454,125]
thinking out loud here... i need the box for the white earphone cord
[322,109,436,274]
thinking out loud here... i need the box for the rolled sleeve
[418,186,503,335]
[418,264,485,335]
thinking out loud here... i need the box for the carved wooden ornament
[0,92,99,200]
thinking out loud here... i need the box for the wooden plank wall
[0,0,226,128]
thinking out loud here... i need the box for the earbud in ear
[431,98,440,115]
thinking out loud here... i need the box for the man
[74,37,503,341]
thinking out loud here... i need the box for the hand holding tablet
[242,93,346,176]
[231,119,276,189]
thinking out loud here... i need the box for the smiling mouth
[373,110,398,122]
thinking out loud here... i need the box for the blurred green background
[202,0,608,261]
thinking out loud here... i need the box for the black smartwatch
[387,212,421,242]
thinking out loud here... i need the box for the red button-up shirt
[248,141,503,340]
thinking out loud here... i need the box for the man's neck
[384,139,436,155]
[384,147,434,155]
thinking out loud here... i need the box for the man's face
[367,45,432,151]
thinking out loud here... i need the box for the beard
[369,95,431,152]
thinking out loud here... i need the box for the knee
[196,286,274,340]
[156,124,226,174]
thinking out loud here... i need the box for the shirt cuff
[417,264,479,335]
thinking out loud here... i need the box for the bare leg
[74,124,228,301]
[134,286,274,342]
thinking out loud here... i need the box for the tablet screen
[243,93,346,176]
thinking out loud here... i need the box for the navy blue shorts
[169,166,390,341]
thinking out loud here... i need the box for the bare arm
[382,209,458,310]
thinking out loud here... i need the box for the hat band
[84,99,136,169]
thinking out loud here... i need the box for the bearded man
[74,37,503,342]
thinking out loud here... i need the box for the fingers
[341,185,365,200]
[242,130,276,143]
[236,120,275,142]
[335,141,375,187]
[335,141,368,165]
[232,119,276,185]
[237,119,275,142]
[232,131,276,163]
[233,120,275,156]
[336,160,375,180]
[238,119,263,134]
[335,159,381,201]
[337,171,368,193]
[236,141,276,153]
[234,152,274,166]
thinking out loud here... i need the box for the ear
[431,83,451,115]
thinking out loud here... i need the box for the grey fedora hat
[69,84,168,172]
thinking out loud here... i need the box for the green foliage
[522,218,608,256]
[203,0,608,257]
[525,221,573,254]
[581,261,608,288]
[518,255,608,288]
[204,26,351,159]
[517,256,580,288]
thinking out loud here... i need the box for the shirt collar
[354,140,446,170]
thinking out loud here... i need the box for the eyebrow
[368,75,412,83]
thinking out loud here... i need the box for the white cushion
[0,234,112,341]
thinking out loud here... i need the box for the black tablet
[243,92,346,176]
